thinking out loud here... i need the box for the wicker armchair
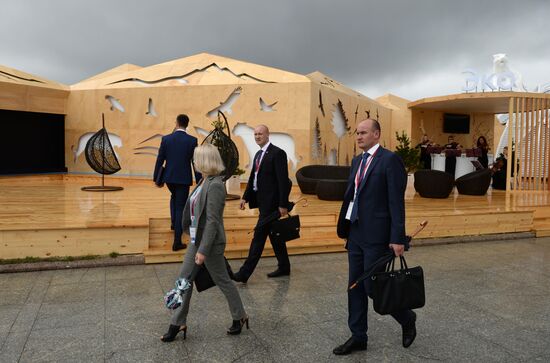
[455,169,492,195]
[414,169,455,198]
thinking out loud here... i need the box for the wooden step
[145,209,535,263]
[144,237,345,264]
[536,229,550,237]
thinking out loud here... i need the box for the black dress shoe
[333,337,367,355]
[160,324,187,342]
[172,242,187,251]
[402,311,417,348]
[232,272,248,283]
[266,268,290,278]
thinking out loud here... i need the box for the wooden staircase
[144,211,344,264]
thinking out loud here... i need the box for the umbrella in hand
[164,264,201,309]
[348,220,428,290]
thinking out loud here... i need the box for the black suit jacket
[242,143,290,216]
[337,146,407,245]
[153,131,201,185]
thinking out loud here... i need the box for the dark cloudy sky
[2,0,549,100]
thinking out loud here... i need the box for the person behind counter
[476,136,490,169]
[416,134,432,169]
[444,135,461,176]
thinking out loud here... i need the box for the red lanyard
[354,149,378,193]
[255,150,264,172]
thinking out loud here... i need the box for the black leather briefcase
[370,256,425,315]
[154,166,165,187]
[269,214,301,243]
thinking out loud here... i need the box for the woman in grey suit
[161,144,248,342]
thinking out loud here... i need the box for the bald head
[356,118,381,152]
[254,124,270,147]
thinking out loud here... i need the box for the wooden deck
[1,174,548,263]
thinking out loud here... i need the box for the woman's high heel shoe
[160,324,187,342]
[227,316,249,335]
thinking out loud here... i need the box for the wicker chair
[316,179,348,201]
[455,169,492,195]
[296,165,350,195]
[414,169,455,198]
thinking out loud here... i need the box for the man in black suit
[233,125,291,283]
[154,114,201,251]
[333,119,417,356]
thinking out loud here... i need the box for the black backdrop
[0,109,67,175]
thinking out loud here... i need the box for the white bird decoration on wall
[105,95,125,112]
[72,132,122,162]
[259,97,278,112]
[146,98,158,117]
[206,87,242,118]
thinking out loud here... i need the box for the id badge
[345,200,354,220]
[189,227,197,244]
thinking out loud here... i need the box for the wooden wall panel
[376,94,413,150]
[0,83,68,114]
[65,82,317,178]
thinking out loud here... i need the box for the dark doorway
[0,109,67,174]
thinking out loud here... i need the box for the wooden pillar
[506,97,514,192]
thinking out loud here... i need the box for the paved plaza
[1,237,550,362]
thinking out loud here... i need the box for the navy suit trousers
[167,183,190,245]
[239,219,290,278]
[347,235,414,343]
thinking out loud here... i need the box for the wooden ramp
[0,175,544,262]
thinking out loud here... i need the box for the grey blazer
[182,175,226,256]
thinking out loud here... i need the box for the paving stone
[43,281,105,303]
[0,331,30,363]
[33,301,105,331]
[9,303,40,333]
[1,237,550,361]
[18,324,104,362]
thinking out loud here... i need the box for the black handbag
[370,256,425,315]
[269,214,300,243]
[194,257,234,292]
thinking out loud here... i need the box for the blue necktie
[349,153,370,223]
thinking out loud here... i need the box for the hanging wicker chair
[81,114,123,191]
[202,111,240,198]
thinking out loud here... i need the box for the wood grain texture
[1,175,546,261]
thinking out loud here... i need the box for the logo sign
[462,69,516,92]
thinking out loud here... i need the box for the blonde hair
[193,144,225,176]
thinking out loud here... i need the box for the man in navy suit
[333,119,417,355]
[232,125,291,283]
[154,114,201,251]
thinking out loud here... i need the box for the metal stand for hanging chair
[202,111,241,200]
[82,114,124,192]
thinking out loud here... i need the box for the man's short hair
[176,114,189,128]
[371,119,381,133]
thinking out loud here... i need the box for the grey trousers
[170,242,246,326]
